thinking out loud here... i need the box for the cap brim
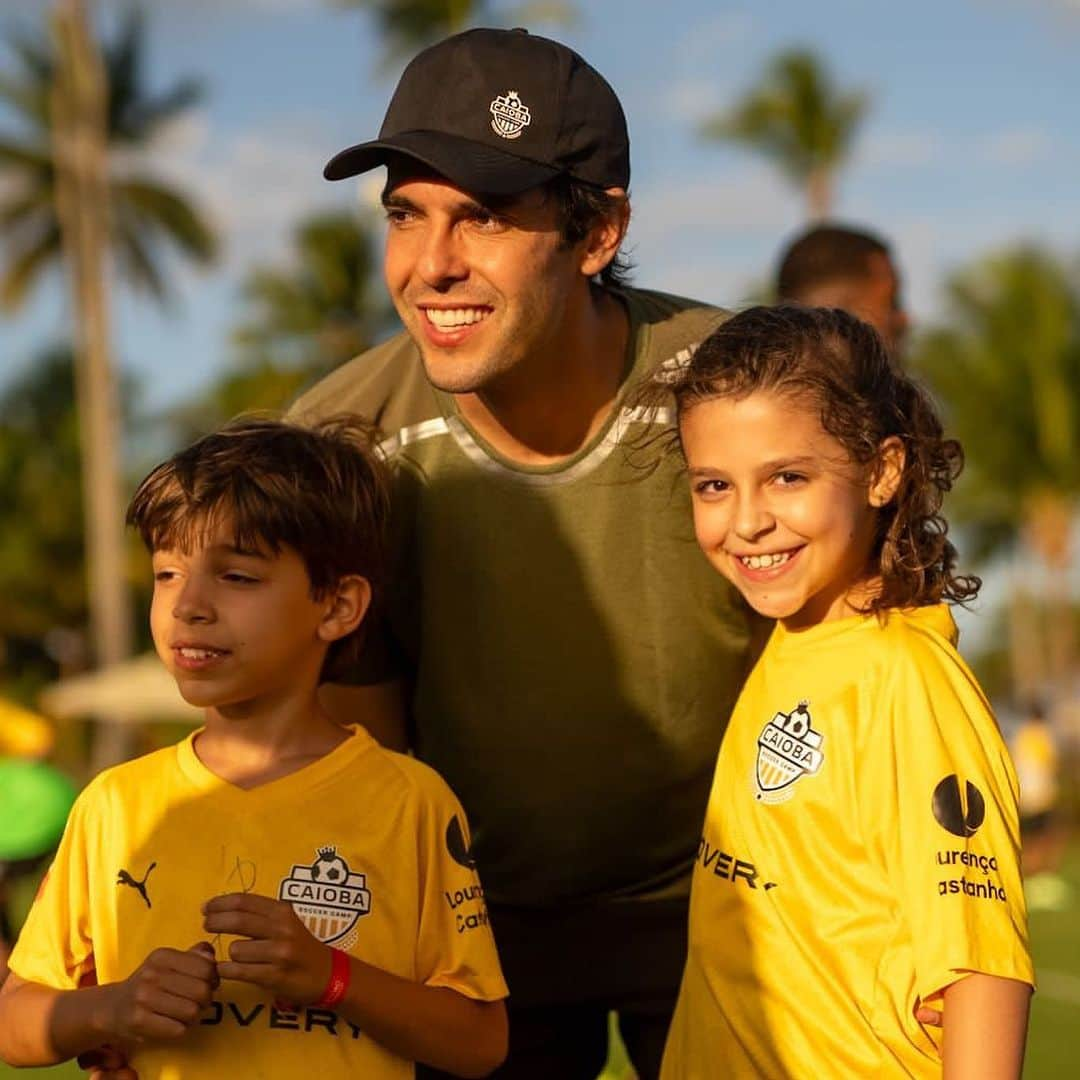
[323,130,561,195]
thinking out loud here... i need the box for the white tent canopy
[40,652,201,724]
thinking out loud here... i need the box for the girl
[659,306,1033,1079]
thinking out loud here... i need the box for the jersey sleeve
[864,633,1034,1005]
[413,777,508,1003]
[8,783,98,989]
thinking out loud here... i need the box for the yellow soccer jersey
[10,725,507,1079]
[662,605,1033,1080]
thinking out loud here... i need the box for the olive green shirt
[292,288,755,907]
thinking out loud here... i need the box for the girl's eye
[775,472,806,486]
[694,479,729,496]
[153,570,177,583]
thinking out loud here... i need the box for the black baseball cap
[324,27,630,195]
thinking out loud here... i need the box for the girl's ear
[318,575,372,644]
[869,436,905,507]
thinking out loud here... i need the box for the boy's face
[150,518,339,714]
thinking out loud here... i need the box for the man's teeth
[424,308,488,328]
[179,647,223,659]
[740,552,792,570]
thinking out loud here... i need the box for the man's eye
[384,208,412,226]
[471,210,505,231]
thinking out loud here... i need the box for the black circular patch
[932,775,985,837]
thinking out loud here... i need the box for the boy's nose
[172,583,214,623]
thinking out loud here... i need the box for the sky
[2,0,1079,646]
[2,0,1079,412]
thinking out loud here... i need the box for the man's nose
[418,224,468,287]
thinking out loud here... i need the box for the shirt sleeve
[865,633,1034,1005]
[413,778,508,1003]
[8,783,98,989]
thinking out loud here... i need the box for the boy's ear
[868,436,905,507]
[579,188,630,279]
[318,576,372,644]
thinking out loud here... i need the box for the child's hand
[103,942,217,1045]
[202,894,332,1006]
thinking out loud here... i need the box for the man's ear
[318,575,372,644]
[869,436,905,507]
[579,188,630,278]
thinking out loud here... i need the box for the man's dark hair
[127,415,389,678]
[776,223,891,302]
[543,175,633,288]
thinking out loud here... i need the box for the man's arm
[204,894,507,1077]
[942,973,1031,1079]
[318,679,410,752]
[0,946,216,1067]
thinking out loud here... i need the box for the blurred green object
[0,758,75,863]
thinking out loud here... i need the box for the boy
[0,417,508,1078]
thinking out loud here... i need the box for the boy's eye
[153,570,177,583]
[775,471,806,486]
[222,572,259,584]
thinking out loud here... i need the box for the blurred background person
[1013,699,1072,912]
[775,223,909,355]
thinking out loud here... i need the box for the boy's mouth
[172,644,230,670]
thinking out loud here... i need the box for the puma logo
[117,862,156,909]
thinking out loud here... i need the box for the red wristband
[316,947,350,1008]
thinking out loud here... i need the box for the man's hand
[102,942,217,1046]
[203,893,331,1005]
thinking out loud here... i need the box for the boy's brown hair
[665,304,980,615]
[127,415,389,677]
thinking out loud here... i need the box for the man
[292,28,754,1079]
[775,222,909,354]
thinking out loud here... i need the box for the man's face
[382,172,588,395]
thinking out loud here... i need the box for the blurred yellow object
[0,697,55,758]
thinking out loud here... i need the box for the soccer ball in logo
[311,845,349,883]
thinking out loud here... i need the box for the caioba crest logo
[489,90,531,140]
[278,845,371,949]
[754,701,824,804]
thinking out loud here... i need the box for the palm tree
[173,210,395,438]
[700,48,868,220]
[913,246,1080,700]
[0,6,216,308]
[1,3,215,768]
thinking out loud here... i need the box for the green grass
[4,849,1079,1078]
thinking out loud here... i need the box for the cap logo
[489,89,531,140]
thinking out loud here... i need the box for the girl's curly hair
[665,304,979,614]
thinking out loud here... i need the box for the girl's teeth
[425,308,488,328]
[179,648,221,659]
[741,552,791,570]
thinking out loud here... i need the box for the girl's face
[680,388,897,630]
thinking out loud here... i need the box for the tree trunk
[806,166,832,221]
[51,0,134,771]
